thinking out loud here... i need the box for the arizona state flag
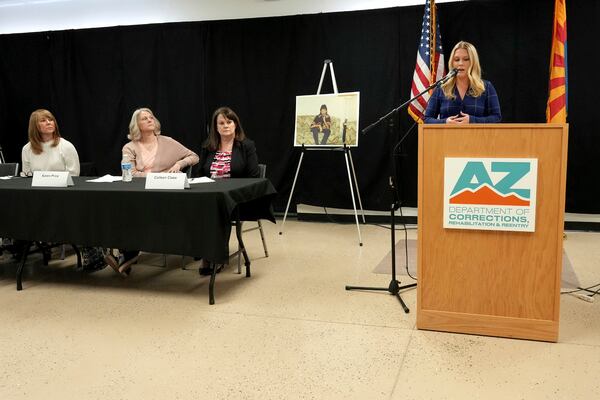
[546,0,568,123]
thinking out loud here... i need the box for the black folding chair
[0,163,20,254]
[0,162,19,176]
[236,164,269,273]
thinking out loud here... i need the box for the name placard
[31,171,74,187]
[145,173,189,190]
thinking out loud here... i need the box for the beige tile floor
[0,221,599,399]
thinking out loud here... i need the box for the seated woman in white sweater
[21,109,80,176]
[20,109,104,271]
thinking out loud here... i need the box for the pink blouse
[139,142,158,173]
[210,151,232,179]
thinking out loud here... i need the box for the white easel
[279,59,366,246]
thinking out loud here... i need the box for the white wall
[0,0,459,34]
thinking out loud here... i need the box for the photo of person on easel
[310,104,332,145]
[294,92,359,147]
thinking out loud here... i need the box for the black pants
[311,128,331,145]
[121,250,140,262]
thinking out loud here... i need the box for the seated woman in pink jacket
[122,107,199,176]
[104,107,199,276]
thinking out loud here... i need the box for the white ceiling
[0,0,460,34]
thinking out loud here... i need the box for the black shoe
[81,259,107,273]
[199,263,224,276]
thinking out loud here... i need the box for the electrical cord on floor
[322,206,341,224]
[561,283,600,302]
[318,119,419,281]
[323,207,417,281]
[588,285,600,297]
[317,212,418,231]
[392,122,418,282]
[560,283,600,295]
[321,207,417,231]
[370,223,417,231]
[397,203,417,282]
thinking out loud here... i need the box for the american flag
[408,0,445,123]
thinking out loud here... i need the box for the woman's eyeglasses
[19,171,33,177]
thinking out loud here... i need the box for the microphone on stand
[361,69,459,135]
[437,68,459,86]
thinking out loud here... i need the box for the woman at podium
[424,41,501,124]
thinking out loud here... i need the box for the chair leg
[71,244,82,270]
[234,219,251,278]
[237,221,244,274]
[38,242,51,265]
[16,241,32,291]
[237,243,242,274]
[257,220,269,257]
[209,262,217,305]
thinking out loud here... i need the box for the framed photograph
[294,92,360,147]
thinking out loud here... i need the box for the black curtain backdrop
[0,0,597,213]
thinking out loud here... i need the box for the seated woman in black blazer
[196,106,260,274]
[197,106,260,179]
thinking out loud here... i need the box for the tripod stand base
[346,280,416,313]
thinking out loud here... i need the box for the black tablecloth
[0,176,276,263]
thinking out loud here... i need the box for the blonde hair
[28,109,61,155]
[128,107,161,141]
[442,41,486,99]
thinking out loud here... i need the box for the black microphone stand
[345,72,453,313]
[0,144,6,164]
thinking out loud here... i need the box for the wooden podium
[417,124,568,342]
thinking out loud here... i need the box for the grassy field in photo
[294,115,357,146]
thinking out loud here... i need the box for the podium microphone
[438,68,459,85]
[361,68,459,136]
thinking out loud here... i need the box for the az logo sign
[448,160,536,206]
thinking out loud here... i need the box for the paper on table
[188,177,215,184]
[0,176,14,180]
[86,174,123,183]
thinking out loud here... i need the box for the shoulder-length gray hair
[127,107,161,141]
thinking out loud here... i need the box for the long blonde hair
[28,109,61,155]
[128,107,162,141]
[441,41,486,99]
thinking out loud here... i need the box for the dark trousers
[311,128,331,145]
[122,250,140,261]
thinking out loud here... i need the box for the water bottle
[121,154,132,182]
